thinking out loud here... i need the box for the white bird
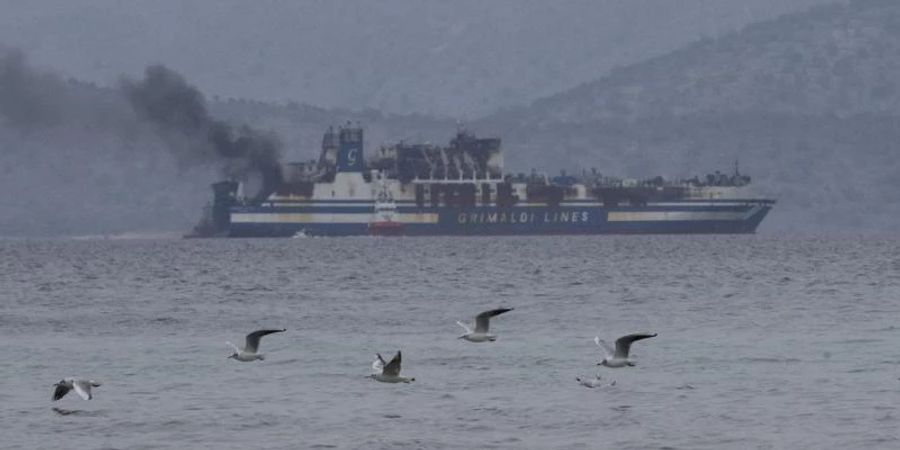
[52,378,101,401]
[456,308,513,342]
[595,333,657,368]
[226,328,286,362]
[576,373,616,388]
[370,351,415,383]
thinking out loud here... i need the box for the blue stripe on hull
[233,204,759,214]
[227,204,772,237]
[229,223,366,237]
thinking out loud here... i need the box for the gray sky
[0,0,835,116]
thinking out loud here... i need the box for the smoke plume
[0,48,64,129]
[0,46,136,133]
[0,47,287,236]
[1,48,284,202]
[121,65,283,201]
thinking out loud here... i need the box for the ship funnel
[336,124,364,173]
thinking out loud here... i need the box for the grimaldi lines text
[458,210,590,225]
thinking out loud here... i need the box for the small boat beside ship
[368,186,405,236]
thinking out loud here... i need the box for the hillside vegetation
[480,0,900,232]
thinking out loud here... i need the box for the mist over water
[3,235,899,449]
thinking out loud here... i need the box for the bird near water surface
[370,351,415,383]
[595,333,657,368]
[226,328,286,361]
[52,378,101,401]
[576,373,616,388]
[456,308,514,342]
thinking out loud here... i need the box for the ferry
[189,125,774,237]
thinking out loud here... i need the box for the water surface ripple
[2,235,899,449]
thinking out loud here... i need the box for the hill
[0,0,830,116]
[479,0,900,232]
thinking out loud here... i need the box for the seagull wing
[456,321,472,334]
[383,351,402,377]
[372,353,386,372]
[52,383,71,401]
[72,380,93,400]
[244,329,286,353]
[474,308,513,333]
[225,341,240,353]
[594,336,614,358]
[614,333,657,358]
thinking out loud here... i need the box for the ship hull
[228,201,773,237]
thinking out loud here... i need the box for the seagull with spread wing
[370,351,415,383]
[52,378,101,401]
[595,333,657,368]
[226,328,286,362]
[456,308,514,342]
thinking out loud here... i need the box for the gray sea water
[2,235,900,449]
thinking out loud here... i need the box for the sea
[1,235,899,449]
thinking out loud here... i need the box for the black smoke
[0,46,135,133]
[0,47,197,236]
[0,47,287,236]
[0,48,63,129]
[122,65,283,202]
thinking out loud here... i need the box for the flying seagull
[226,328,286,362]
[52,378,101,401]
[576,373,616,389]
[370,351,415,383]
[595,333,657,368]
[456,308,513,342]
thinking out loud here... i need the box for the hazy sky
[0,0,836,116]
[5,0,881,236]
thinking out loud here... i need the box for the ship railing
[409,175,504,184]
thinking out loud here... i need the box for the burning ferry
[189,124,774,237]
